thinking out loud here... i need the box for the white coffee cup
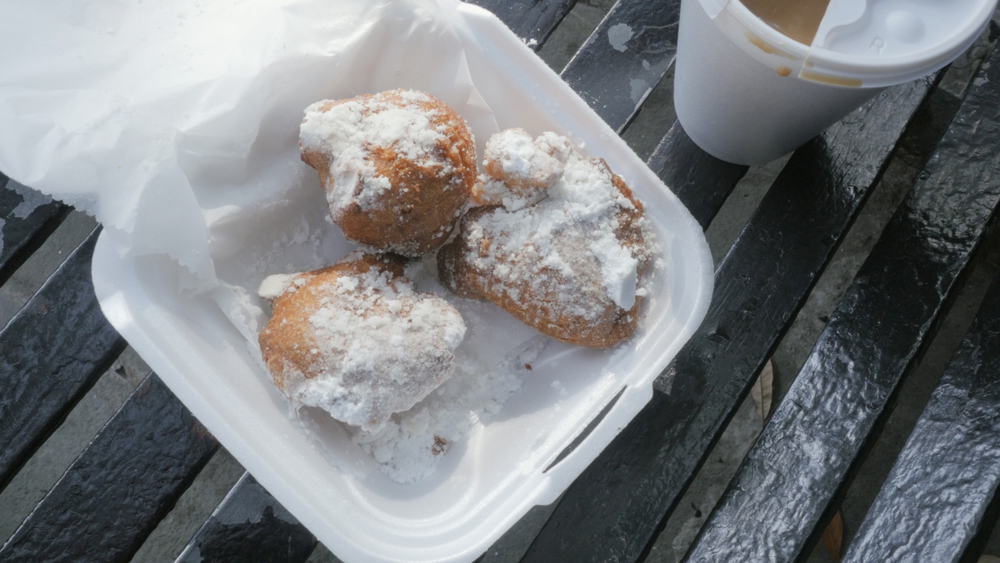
[674,0,997,165]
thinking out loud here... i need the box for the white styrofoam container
[91,4,715,562]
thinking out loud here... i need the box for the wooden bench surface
[2,1,1000,562]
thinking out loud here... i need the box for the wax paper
[0,0,493,293]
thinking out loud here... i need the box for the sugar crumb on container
[299,89,477,257]
[439,129,652,348]
[257,252,466,433]
[351,334,542,483]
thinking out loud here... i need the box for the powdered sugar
[257,273,303,301]
[591,236,639,309]
[352,335,542,483]
[476,128,569,208]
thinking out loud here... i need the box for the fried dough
[439,131,650,348]
[472,128,570,207]
[258,253,466,432]
[300,90,476,256]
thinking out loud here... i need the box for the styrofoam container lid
[698,0,998,87]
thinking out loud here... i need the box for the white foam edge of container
[699,0,997,88]
[91,4,715,563]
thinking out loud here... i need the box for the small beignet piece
[300,90,477,256]
[439,131,650,348]
[473,129,571,207]
[258,253,466,432]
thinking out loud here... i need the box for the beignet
[300,89,476,256]
[258,253,466,432]
[439,131,650,348]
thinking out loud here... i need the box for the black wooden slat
[683,43,1000,563]
[464,0,576,50]
[519,74,939,563]
[0,373,219,563]
[646,121,748,230]
[841,270,1000,563]
[0,227,127,493]
[0,176,71,286]
[560,0,680,132]
[174,472,317,563]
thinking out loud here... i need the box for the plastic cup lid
[698,0,998,87]
[810,0,997,85]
